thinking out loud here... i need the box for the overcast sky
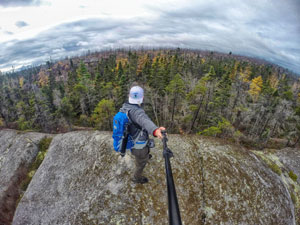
[0,0,299,74]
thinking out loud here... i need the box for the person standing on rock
[119,85,166,184]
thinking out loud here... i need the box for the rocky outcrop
[0,130,52,225]
[276,148,300,182]
[254,147,300,225]
[7,131,299,225]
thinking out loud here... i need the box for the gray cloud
[0,18,130,70]
[15,21,29,28]
[3,30,14,35]
[149,0,300,73]
[0,0,41,7]
[0,0,299,74]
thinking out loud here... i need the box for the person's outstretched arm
[130,108,165,139]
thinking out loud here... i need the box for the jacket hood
[120,102,140,113]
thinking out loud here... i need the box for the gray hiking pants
[131,146,150,179]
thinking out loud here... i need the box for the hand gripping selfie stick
[162,130,182,225]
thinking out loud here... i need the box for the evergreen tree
[91,99,115,130]
[187,75,209,132]
[166,73,185,129]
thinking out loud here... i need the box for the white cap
[129,86,144,104]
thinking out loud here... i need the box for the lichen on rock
[7,131,298,224]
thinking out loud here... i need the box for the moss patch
[268,162,282,175]
[289,171,298,182]
[19,137,53,198]
[252,151,282,176]
[290,190,298,206]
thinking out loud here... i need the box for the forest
[0,48,299,148]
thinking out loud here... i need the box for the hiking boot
[149,154,152,159]
[132,176,149,184]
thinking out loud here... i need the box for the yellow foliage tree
[19,76,24,88]
[137,54,148,74]
[115,58,128,71]
[269,74,279,89]
[249,76,263,101]
[240,66,251,83]
[229,61,239,80]
[38,70,49,87]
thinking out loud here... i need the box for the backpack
[112,111,134,152]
